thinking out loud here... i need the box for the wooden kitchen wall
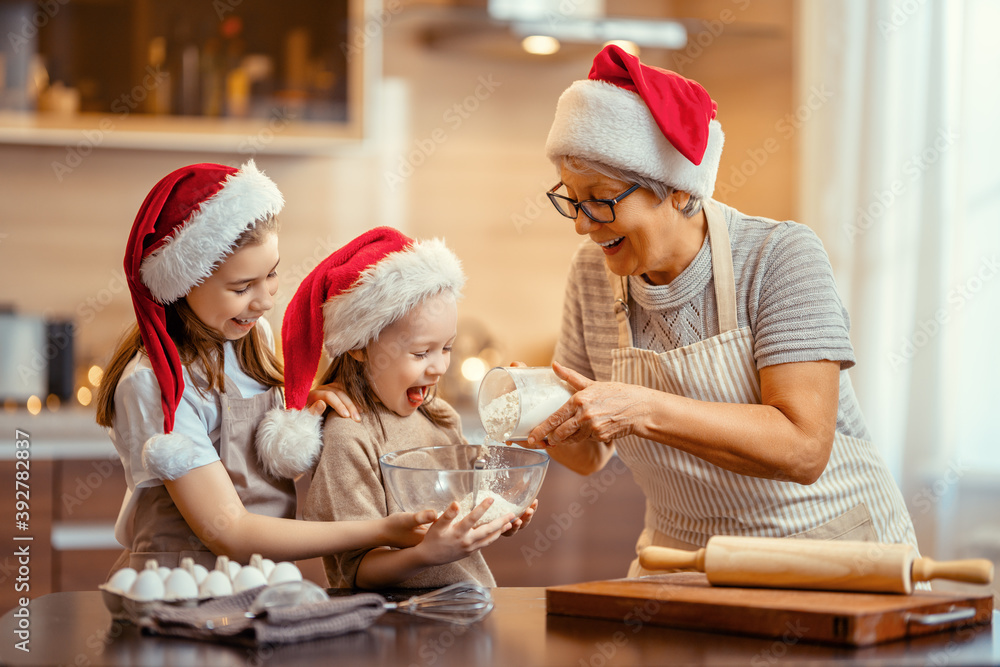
[0,0,798,371]
[389,0,799,366]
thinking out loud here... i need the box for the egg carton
[100,554,304,622]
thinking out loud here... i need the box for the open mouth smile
[406,385,429,407]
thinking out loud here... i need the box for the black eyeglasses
[546,182,641,223]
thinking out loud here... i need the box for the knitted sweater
[303,399,496,589]
[553,200,871,440]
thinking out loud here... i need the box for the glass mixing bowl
[380,444,549,526]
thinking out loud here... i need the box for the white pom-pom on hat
[142,433,204,481]
[255,406,323,479]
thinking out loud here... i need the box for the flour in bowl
[458,489,521,527]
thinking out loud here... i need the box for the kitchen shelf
[0,111,367,155]
[0,0,374,153]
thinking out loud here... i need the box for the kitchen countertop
[2,588,997,666]
[0,408,114,459]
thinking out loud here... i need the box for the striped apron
[607,202,919,577]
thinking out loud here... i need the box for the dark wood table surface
[1,588,997,666]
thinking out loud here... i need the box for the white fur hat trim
[545,79,724,199]
[255,407,323,479]
[140,160,284,304]
[321,238,465,359]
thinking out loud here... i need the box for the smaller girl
[285,227,531,589]
[98,163,433,572]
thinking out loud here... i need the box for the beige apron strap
[222,373,244,399]
[604,263,633,349]
[705,201,738,333]
[603,201,738,345]
[219,383,297,519]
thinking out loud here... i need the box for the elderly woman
[528,45,918,576]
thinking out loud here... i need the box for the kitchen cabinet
[0,0,372,153]
[0,454,125,615]
[0,459,53,615]
[1,411,105,616]
[0,412,129,615]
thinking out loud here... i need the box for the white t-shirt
[110,319,274,546]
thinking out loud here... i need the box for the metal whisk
[199,580,494,630]
[385,581,494,624]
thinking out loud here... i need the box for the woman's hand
[531,359,840,484]
[413,500,513,566]
[528,361,653,447]
[307,381,360,421]
[380,509,437,549]
[502,498,537,537]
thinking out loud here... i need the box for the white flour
[457,489,521,527]
[480,384,572,441]
[480,391,520,442]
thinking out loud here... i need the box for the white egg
[163,568,198,601]
[129,569,165,601]
[198,569,234,599]
[248,555,276,579]
[267,561,303,586]
[227,560,241,581]
[191,563,209,585]
[157,566,172,581]
[179,556,209,586]
[233,566,268,593]
[106,567,137,595]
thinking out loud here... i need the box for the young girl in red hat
[282,227,535,589]
[97,162,435,573]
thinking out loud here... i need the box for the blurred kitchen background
[0,0,997,611]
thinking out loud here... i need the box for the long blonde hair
[96,218,283,428]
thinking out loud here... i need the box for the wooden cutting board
[546,572,994,647]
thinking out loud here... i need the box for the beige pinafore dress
[112,375,296,572]
[605,202,919,578]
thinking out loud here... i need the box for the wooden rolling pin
[638,536,994,594]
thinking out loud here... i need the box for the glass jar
[477,367,573,442]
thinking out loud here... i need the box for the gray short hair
[555,156,704,218]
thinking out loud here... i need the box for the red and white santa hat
[124,160,302,480]
[269,226,465,415]
[545,44,724,200]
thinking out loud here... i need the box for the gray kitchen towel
[139,586,387,644]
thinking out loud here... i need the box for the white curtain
[799,0,1000,562]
